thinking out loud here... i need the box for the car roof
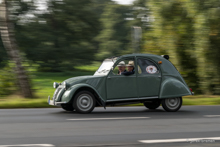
[121,53,162,58]
[106,54,164,61]
[118,53,165,61]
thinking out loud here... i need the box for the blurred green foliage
[0,64,17,96]
[0,0,220,97]
[96,4,132,59]
[12,0,102,71]
[143,0,220,94]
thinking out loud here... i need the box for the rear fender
[159,77,192,98]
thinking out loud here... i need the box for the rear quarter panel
[149,55,192,98]
[159,76,192,98]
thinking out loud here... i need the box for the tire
[144,100,160,109]
[162,97,182,112]
[73,91,96,114]
[61,104,74,111]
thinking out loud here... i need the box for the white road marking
[67,117,149,121]
[204,115,220,117]
[139,137,220,144]
[0,144,54,147]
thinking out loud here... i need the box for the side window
[137,58,159,75]
[112,58,135,75]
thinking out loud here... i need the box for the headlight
[63,81,70,90]
[53,82,59,89]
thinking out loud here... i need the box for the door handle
[158,76,161,78]
[108,77,111,79]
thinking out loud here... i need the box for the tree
[0,0,33,97]
[143,0,220,94]
[143,0,200,92]
[14,0,100,71]
[0,37,7,67]
[96,3,133,60]
[131,0,150,30]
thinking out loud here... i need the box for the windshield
[94,58,117,76]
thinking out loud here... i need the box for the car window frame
[107,57,137,77]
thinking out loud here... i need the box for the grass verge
[129,96,220,106]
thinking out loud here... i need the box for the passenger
[117,61,126,75]
[122,61,135,76]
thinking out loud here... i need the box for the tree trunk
[0,0,33,98]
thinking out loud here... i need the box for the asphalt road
[0,105,220,147]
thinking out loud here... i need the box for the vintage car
[48,54,194,113]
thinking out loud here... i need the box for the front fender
[159,77,192,98]
[61,84,105,103]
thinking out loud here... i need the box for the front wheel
[73,91,96,114]
[162,97,182,112]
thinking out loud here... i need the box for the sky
[112,0,135,5]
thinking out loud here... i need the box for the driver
[117,61,126,75]
[122,61,135,75]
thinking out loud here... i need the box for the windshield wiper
[98,69,109,73]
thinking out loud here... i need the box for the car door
[137,57,161,98]
[106,57,138,100]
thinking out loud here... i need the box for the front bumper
[48,96,67,106]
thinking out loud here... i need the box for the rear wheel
[144,100,160,110]
[73,91,96,114]
[61,104,74,111]
[162,97,182,112]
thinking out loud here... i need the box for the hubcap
[165,98,180,110]
[82,99,88,105]
[77,94,93,111]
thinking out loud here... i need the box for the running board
[106,96,158,103]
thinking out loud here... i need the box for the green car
[48,54,194,113]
